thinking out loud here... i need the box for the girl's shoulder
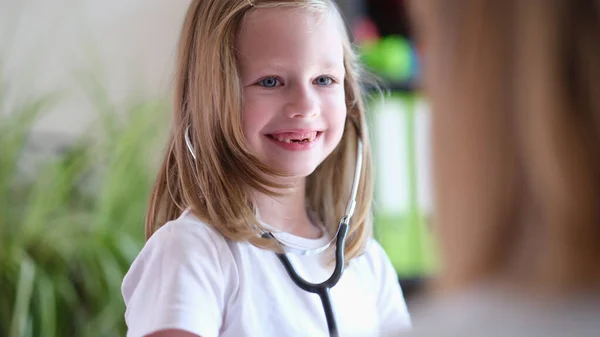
[123,209,237,289]
[122,210,239,337]
[147,209,228,251]
[355,238,394,274]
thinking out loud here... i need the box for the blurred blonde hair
[145,0,374,260]
[411,0,600,294]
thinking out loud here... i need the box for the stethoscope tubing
[272,222,349,337]
[184,124,363,337]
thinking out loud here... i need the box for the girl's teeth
[272,131,318,143]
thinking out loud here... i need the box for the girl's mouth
[265,131,323,150]
[267,131,321,143]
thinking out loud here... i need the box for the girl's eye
[259,77,281,88]
[314,76,334,86]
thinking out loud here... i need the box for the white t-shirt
[122,209,411,337]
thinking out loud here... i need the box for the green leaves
[1,73,168,336]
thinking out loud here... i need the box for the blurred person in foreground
[404,0,600,336]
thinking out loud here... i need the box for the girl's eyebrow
[245,60,284,69]
[246,60,344,72]
[321,61,345,71]
[239,61,284,74]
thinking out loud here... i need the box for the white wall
[1,0,190,142]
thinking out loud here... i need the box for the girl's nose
[283,84,320,119]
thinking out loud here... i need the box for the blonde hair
[411,0,600,294]
[146,0,374,261]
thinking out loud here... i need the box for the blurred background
[0,0,433,336]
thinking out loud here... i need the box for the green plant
[0,72,168,336]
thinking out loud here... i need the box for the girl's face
[237,7,347,179]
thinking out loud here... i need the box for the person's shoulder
[354,238,390,273]
[148,209,228,248]
[364,237,387,257]
[345,238,395,282]
[122,209,237,299]
[128,209,235,276]
[122,210,239,337]
[157,209,222,237]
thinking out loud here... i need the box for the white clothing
[122,209,411,337]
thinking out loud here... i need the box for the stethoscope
[185,126,363,337]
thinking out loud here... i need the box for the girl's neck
[254,179,323,239]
